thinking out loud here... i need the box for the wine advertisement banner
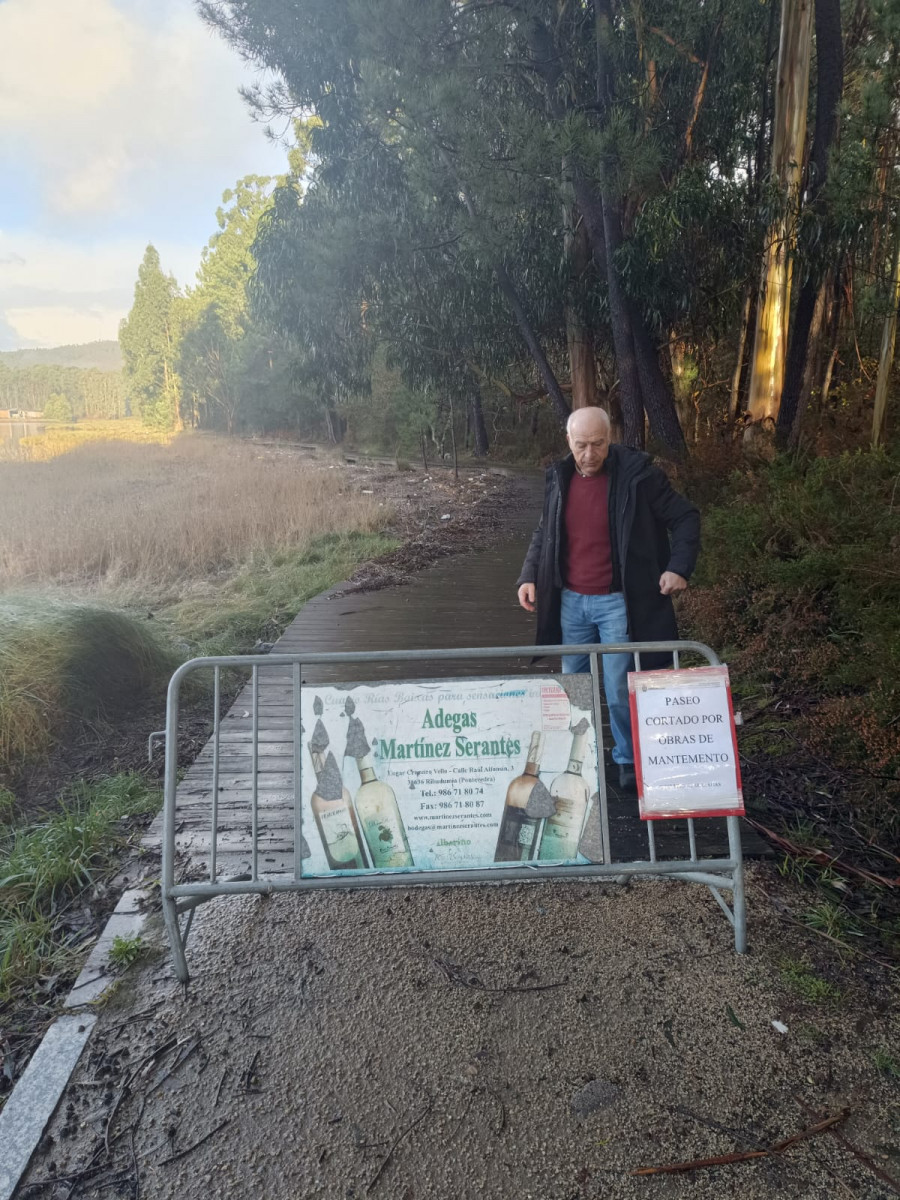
[299,677,604,876]
[628,665,744,820]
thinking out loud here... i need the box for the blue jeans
[560,588,634,765]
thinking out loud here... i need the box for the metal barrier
[159,641,745,982]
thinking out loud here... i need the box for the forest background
[2,0,900,1090]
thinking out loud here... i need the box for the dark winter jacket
[517,445,700,665]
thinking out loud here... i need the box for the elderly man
[517,406,700,789]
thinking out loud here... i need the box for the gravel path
[18,868,899,1199]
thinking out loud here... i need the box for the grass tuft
[0,773,160,1002]
[109,933,144,970]
[0,599,177,765]
[779,956,842,1004]
[871,1048,900,1078]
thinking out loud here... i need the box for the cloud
[0,311,40,351]
[5,307,126,347]
[0,0,280,221]
[0,231,200,347]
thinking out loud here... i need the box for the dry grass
[1,419,174,463]
[0,434,389,595]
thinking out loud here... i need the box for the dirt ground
[17,866,900,1200]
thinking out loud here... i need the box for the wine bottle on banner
[343,697,414,868]
[538,718,592,861]
[308,698,368,871]
[494,732,554,861]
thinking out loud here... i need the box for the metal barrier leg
[161,890,190,984]
[163,665,191,983]
[727,815,747,953]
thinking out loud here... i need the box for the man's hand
[517,582,536,612]
[659,571,688,596]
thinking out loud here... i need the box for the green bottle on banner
[494,732,546,861]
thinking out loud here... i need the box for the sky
[0,0,287,350]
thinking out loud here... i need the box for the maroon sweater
[561,470,617,594]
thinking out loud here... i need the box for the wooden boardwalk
[144,475,768,880]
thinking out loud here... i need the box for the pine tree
[119,246,181,429]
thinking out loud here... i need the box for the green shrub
[684,447,900,775]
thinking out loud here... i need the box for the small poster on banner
[628,665,744,820]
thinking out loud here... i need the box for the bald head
[566,406,612,476]
[566,406,610,439]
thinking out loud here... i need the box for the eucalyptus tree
[251,99,569,451]
[776,0,843,448]
[177,176,274,431]
[202,0,575,434]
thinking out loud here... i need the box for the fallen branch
[130,1127,140,1200]
[367,1102,433,1193]
[746,818,899,889]
[432,957,566,993]
[104,1035,177,1154]
[794,1097,900,1195]
[158,1118,231,1167]
[632,1108,849,1176]
[667,1104,767,1152]
[243,1048,261,1093]
[146,1034,201,1096]
[103,1002,165,1034]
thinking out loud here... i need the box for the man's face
[567,422,610,476]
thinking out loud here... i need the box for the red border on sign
[628,665,744,821]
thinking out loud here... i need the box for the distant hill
[0,340,122,371]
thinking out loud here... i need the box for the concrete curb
[0,1015,97,1200]
[0,885,154,1200]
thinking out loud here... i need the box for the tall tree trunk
[745,0,814,441]
[754,0,780,201]
[631,306,686,454]
[788,272,829,447]
[468,377,489,456]
[593,0,645,450]
[562,168,599,410]
[596,199,645,449]
[730,284,754,422]
[492,261,571,424]
[778,0,843,448]
[448,394,459,479]
[818,272,842,411]
[873,217,900,449]
[567,326,599,410]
